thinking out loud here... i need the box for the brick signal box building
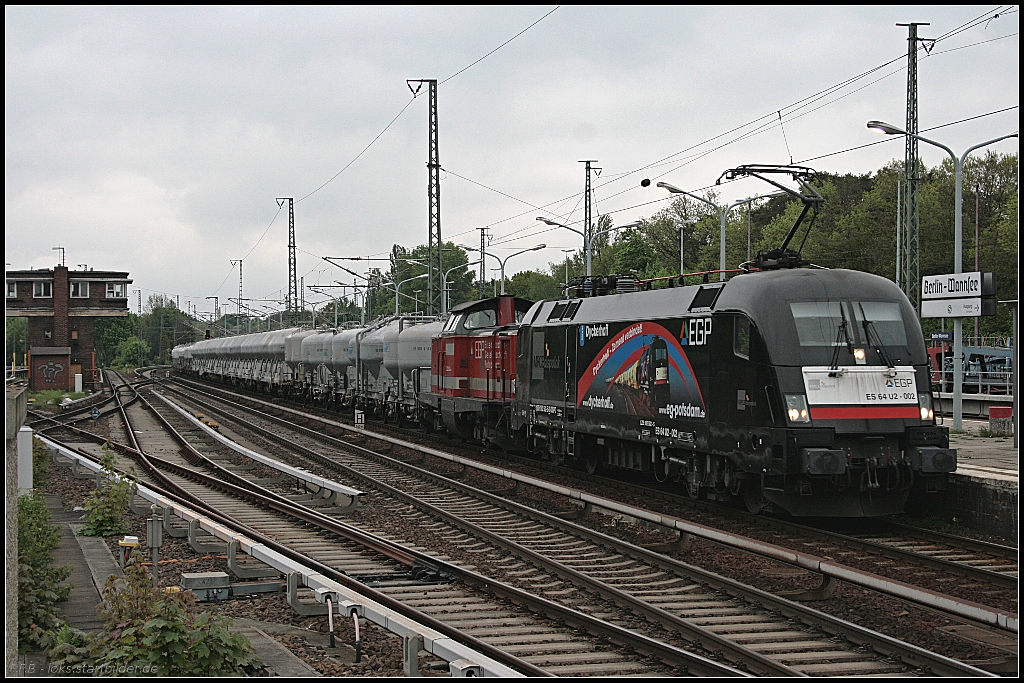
[6,266,132,391]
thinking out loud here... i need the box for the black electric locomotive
[511,165,955,517]
[512,268,955,517]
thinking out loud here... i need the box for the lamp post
[656,184,771,281]
[458,244,493,299]
[205,297,220,323]
[392,273,428,317]
[497,245,546,295]
[309,301,326,329]
[867,120,1018,431]
[679,221,694,276]
[441,260,479,314]
[536,218,639,277]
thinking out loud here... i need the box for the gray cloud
[5,6,1018,310]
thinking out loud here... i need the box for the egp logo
[884,377,912,388]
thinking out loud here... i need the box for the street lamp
[497,245,546,295]
[656,183,772,281]
[536,218,639,277]
[867,120,1018,431]
[561,249,574,290]
[309,301,326,328]
[205,296,220,322]
[441,260,479,315]
[392,273,428,316]
[678,221,694,277]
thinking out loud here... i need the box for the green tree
[94,315,138,366]
[113,336,151,368]
[506,270,561,301]
[6,315,27,368]
[614,228,655,275]
[139,294,198,364]
[366,242,476,318]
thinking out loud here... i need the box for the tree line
[503,152,1017,339]
[5,152,1015,369]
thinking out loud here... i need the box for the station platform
[944,418,1017,540]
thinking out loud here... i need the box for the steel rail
[39,436,528,678]
[759,519,1017,589]
[157,387,797,676]
[144,391,747,676]
[51,392,552,677]
[162,380,997,677]
[879,520,1017,559]
[105,378,747,677]
[166,376,1019,634]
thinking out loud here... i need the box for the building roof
[6,268,131,281]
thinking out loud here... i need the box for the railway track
[170,374,1018,612]
[47,371,740,677]
[156,376,994,676]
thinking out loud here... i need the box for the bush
[32,437,50,487]
[89,553,263,675]
[17,492,72,653]
[47,624,93,673]
[79,447,137,537]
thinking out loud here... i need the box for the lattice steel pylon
[580,160,599,255]
[277,197,297,325]
[897,22,929,315]
[409,79,441,315]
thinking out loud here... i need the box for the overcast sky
[5,6,1018,316]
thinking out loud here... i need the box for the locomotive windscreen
[790,302,843,347]
[789,301,909,349]
[852,302,907,347]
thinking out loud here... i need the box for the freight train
[172,268,955,517]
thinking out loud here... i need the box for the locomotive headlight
[918,393,934,422]
[853,348,866,364]
[784,394,811,424]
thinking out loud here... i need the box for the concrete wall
[950,474,1018,540]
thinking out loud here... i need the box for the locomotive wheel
[743,486,767,514]
[584,452,599,475]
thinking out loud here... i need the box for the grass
[28,389,89,406]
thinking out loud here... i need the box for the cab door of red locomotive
[499,335,512,400]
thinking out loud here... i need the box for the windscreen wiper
[862,319,895,370]
[829,305,854,373]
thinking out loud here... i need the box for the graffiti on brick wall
[38,360,65,383]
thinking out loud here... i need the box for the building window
[6,281,15,298]
[33,281,53,298]
[70,281,89,298]
[106,282,126,298]
[71,330,79,340]
[44,330,52,339]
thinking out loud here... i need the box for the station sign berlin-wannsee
[920,272,981,318]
